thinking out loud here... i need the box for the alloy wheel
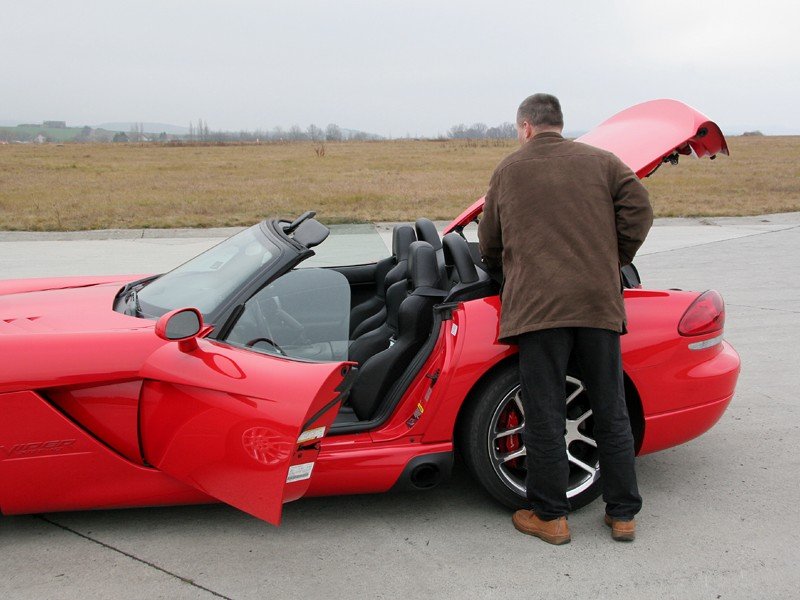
[487,376,600,499]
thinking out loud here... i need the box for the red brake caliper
[498,406,522,468]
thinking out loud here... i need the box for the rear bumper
[638,393,733,455]
[635,340,740,455]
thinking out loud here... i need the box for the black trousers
[517,327,642,520]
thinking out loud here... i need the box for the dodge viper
[0,99,740,525]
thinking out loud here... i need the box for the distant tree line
[0,120,383,144]
[185,120,382,143]
[448,122,517,139]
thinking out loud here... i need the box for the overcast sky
[2,0,798,136]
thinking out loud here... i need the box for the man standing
[478,93,653,545]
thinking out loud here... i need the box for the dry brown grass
[0,136,797,231]
[642,135,800,217]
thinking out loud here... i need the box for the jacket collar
[532,131,563,142]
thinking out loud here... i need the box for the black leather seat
[348,279,407,366]
[348,241,445,421]
[442,233,494,302]
[349,225,416,337]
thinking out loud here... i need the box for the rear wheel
[458,364,602,511]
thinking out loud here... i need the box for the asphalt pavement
[1,213,799,600]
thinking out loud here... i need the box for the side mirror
[155,308,203,352]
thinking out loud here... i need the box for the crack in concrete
[37,516,234,600]
[727,303,800,315]
[639,223,800,257]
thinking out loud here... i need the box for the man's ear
[522,121,534,140]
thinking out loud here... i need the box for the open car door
[139,338,354,525]
[444,98,728,234]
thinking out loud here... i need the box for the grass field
[0,136,798,231]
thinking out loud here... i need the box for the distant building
[43,121,66,129]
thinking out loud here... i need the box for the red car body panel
[0,390,210,516]
[0,275,148,298]
[637,394,733,455]
[0,99,741,523]
[307,438,454,497]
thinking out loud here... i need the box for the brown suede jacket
[478,132,653,342]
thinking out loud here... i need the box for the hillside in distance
[96,122,189,135]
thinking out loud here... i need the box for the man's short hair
[517,93,564,128]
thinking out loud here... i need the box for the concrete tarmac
[1,214,799,600]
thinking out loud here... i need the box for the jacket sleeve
[611,159,653,266]
[478,169,503,270]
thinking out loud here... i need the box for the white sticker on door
[286,462,315,483]
[297,426,326,444]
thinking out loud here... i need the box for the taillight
[678,290,725,336]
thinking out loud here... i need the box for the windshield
[225,268,351,362]
[137,225,279,318]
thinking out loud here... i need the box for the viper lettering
[0,439,76,458]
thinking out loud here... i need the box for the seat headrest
[442,233,479,284]
[415,218,442,251]
[408,241,441,290]
[392,225,417,262]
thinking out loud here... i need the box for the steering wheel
[252,296,308,346]
[245,337,287,355]
[275,307,306,340]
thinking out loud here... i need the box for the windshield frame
[116,219,318,333]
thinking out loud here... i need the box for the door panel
[140,338,352,525]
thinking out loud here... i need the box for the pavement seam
[37,516,235,600]
[727,303,800,315]
[639,223,800,257]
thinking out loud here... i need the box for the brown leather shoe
[604,514,636,542]
[512,510,571,545]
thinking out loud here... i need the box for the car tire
[458,363,603,512]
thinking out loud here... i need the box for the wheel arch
[623,372,645,455]
[453,354,519,457]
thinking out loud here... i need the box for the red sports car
[0,100,739,525]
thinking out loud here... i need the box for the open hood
[444,99,728,233]
[577,98,728,176]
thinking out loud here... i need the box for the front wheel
[458,364,603,511]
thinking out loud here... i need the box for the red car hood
[0,275,147,298]
[0,276,149,335]
[444,98,728,232]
